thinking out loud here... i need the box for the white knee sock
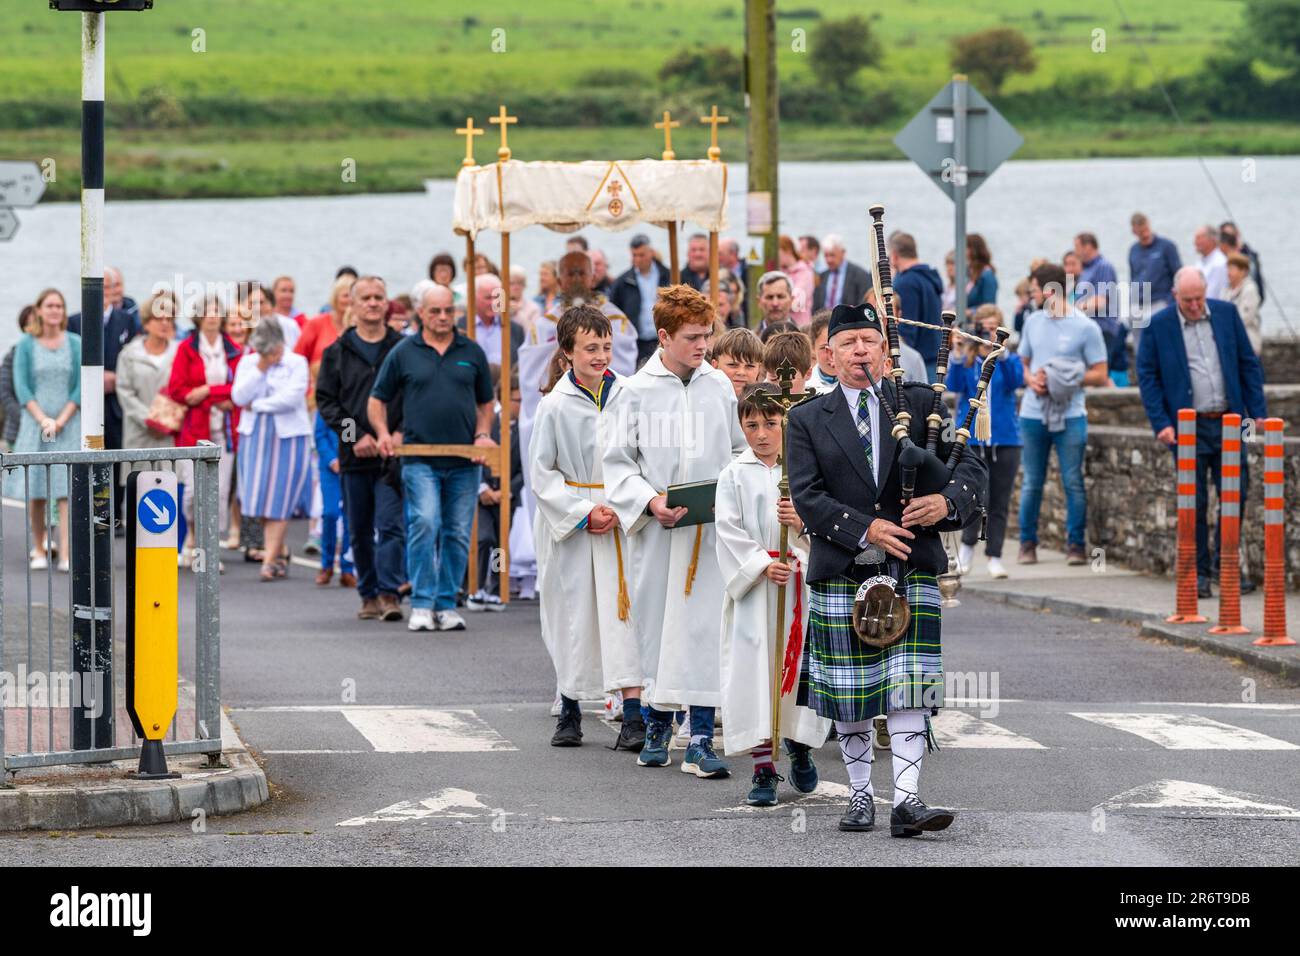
[888,709,929,807]
[835,719,874,809]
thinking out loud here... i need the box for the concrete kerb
[0,707,268,832]
[963,581,1299,683]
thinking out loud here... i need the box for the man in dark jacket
[316,275,407,623]
[787,302,986,836]
[68,265,139,453]
[888,232,944,380]
[609,233,671,366]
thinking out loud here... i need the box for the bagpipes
[852,204,1007,648]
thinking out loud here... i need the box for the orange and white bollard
[1210,414,1249,635]
[1167,409,1207,623]
[1254,418,1295,647]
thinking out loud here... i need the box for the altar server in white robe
[716,382,832,807]
[532,306,647,753]
[514,251,637,602]
[602,284,746,779]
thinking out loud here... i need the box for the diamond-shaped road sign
[894,80,1023,199]
[0,208,18,242]
[0,161,45,208]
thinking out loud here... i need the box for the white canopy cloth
[452,159,729,238]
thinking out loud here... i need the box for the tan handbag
[144,387,186,436]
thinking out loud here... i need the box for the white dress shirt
[837,381,880,488]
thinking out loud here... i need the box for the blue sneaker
[746,766,782,807]
[785,741,819,793]
[681,738,730,779]
[637,720,672,767]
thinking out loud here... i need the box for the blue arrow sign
[138,488,176,535]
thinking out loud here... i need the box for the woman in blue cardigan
[947,304,1022,579]
[965,233,998,327]
[4,289,82,570]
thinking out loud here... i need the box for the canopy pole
[668,223,680,284]
[498,231,512,604]
[463,233,478,595]
[708,231,720,317]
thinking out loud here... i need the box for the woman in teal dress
[3,288,81,571]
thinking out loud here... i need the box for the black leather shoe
[838,798,875,832]
[1197,578,1213,599]
[890,796,954,837]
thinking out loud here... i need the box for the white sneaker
[670,719,691,751]
[29,555,48,571]
[550,692,563,717]
[437,609,467,631]
[957,542,974,575]
[987,556,1008,579]
[408,608,436,632]
[56,559,69,573]
[465,589,506,612]
[603,692,623,722]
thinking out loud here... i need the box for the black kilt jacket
[787,379,988,584]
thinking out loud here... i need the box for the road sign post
[52,0,153,752]
[125,471,180,780]
[894,75,1022,327]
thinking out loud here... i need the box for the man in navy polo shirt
[369,284,496,633]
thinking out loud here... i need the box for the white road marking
[1135,702,1300,711]
[1099,779,1300,819]
[1072,712,1300,750]
[337,787,499,826]
[931,710,1046,749]
[340,708,517,753]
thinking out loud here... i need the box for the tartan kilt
[805,569,943,722]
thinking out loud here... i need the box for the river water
[1,157,1296,350]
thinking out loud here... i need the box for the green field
[1,0,1290,199]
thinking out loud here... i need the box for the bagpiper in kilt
[787,303,987,837]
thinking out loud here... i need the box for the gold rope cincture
[684,524,703,596]
[565,480,630,621]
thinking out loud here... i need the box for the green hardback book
[665,479,718,527]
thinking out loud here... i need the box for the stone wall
[1084,384,1300,433]
[1261,336,1300,384]
[1027,424,1300,589]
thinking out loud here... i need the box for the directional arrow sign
[894,79,1023,200]
[0,208,18,242]
[0,161,46,208]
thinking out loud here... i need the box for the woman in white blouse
[232,318,311,581]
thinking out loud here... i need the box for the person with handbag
[167,295,242,563]
[117,292,180,452]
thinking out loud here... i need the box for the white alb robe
[532,372,641,698]
[715,449,832,754]
[601,352,746,708]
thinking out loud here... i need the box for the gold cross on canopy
[699,104,729,161]
[655,110,681,160]
[455,117,483,167]
[490,104,517,161]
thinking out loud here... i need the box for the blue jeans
[319,463,354,575]
[341,469,405,599]
[1018,415,1088,547]
[402,462,480,611]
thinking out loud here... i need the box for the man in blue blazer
[1136,267,1267,597]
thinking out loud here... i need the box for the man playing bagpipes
[786,301,988,836]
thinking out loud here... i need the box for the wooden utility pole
[744,0,778,328]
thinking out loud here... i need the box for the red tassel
[781,563,803,696]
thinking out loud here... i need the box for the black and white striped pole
[52,0,154,750]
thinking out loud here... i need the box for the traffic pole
[71,8,114,749]
[1254,418,1295,647]
[1166,409,1207,623]
[1210,414,1249,635]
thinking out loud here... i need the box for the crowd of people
[0,209,1269,823]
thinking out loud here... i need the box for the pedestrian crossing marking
[931,710,1046,749]
[1071,713,1300,750]
[338,787,498,826]
[340,708,518,753]
[1099,779,1300,819]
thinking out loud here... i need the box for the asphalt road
[2,518,1298,866]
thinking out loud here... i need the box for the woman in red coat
[167,295,243,561]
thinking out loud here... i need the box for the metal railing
[0,442,222,772]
